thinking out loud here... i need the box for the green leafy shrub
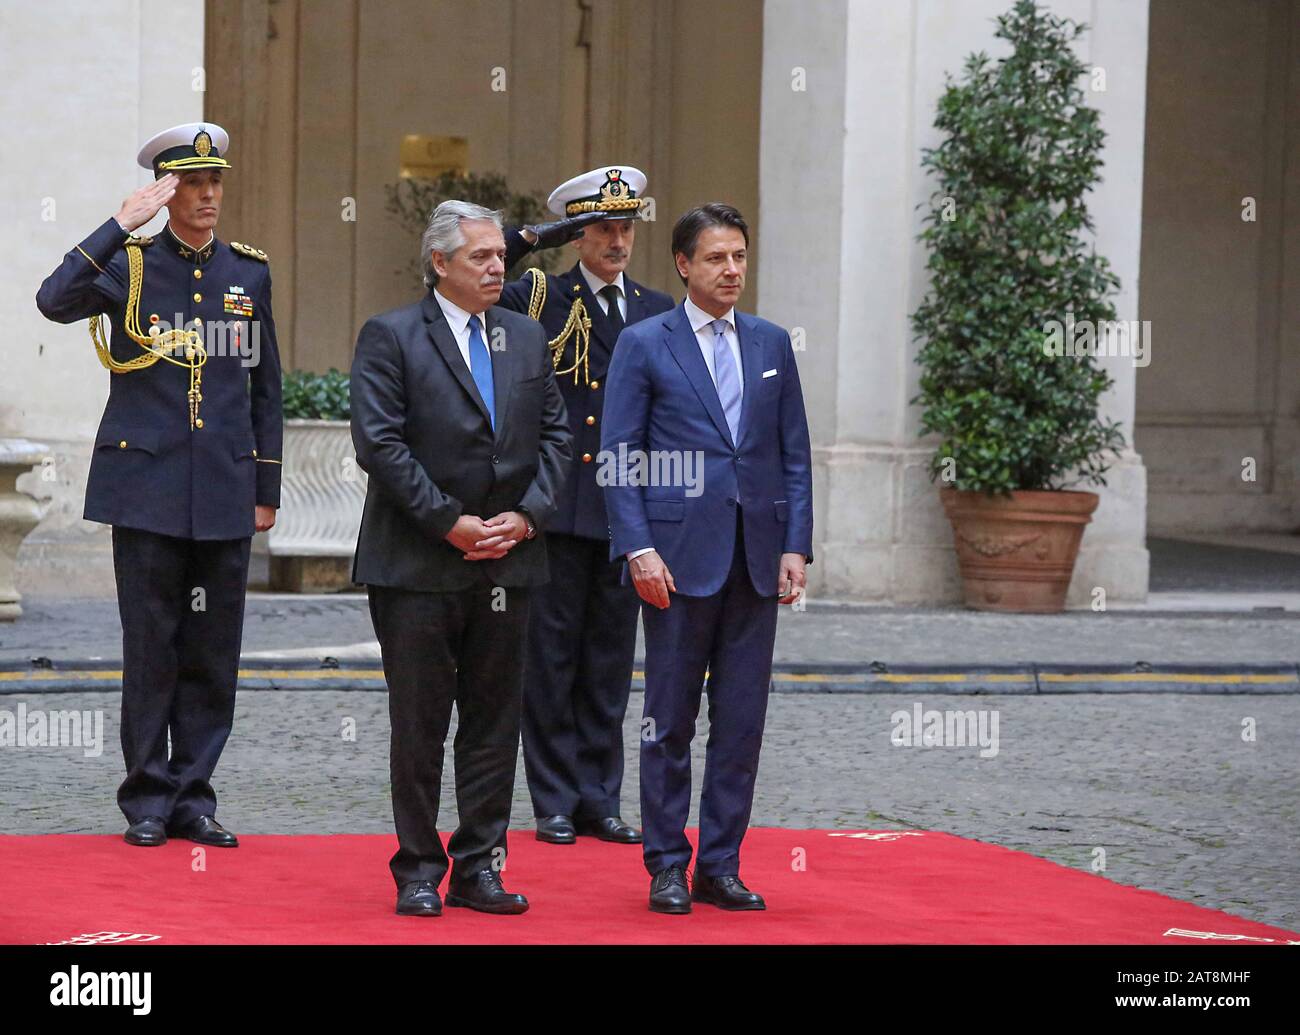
[282,368,350,421]
[910,0,1126,494]
[385,171,559,293]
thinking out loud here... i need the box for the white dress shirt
[579,262,627,321]
[433,288,489,372]
[683,294,742,403]
[626,297,743,562]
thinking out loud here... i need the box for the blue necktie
[711,318,742,443]
[467,316,495,430]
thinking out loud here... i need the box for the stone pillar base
[269,555,358,594]
[807,443,1148,606]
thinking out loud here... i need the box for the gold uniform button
[585,416,595,425]
[195,419,204,429]
[252,449,258,457]
[193,269,202,279]
[589,380,599,390]
[193,317,203,327]
[582,452,593,463]
[118,440,127,449]
[193,292,202,303]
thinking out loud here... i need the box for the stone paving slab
[6,596,1300,668]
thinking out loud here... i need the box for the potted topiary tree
[910,0,1126,613]
[261,368,365,592]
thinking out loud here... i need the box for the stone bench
[0,439,51,620]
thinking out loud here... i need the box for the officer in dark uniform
[499,166,675,845]
[36,122,282,848]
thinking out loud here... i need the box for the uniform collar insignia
[163,223,217,264]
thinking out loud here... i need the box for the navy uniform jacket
[36,217,283,541]
[498,260,673,541]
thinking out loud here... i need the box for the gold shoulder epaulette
[124,234,153,247]
[230,240,269,263]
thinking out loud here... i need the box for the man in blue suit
[600,203,813,913]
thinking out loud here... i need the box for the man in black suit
[350,200,571,917]
[498,166,674,847]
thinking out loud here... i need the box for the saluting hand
[521,211,607,249]
[113,173,178,233]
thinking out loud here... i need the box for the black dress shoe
[123,816,167,847]
[170,815,238,848]
[575,816,642,844]
[649,865,691,914]
[396,880,442,917]
[535,815,576,844]
[692,873,765,911]
[446,870,529,915]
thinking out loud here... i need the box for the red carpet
[2,829,1294,945]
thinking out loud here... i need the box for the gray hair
[421,200,504,288]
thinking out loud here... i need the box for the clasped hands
[447,512,529,561]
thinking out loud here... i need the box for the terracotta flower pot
[939,487,1099,613]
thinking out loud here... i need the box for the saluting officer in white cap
[36,122,284,850]
[498,166,675,847]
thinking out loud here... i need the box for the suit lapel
[735,312,763,447]
[421,293,493,429]
[485,307,515,443]
[623,277,649,328]
[664,304,735,449]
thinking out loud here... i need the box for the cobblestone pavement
[3,689,1295,932]
[6,595,1300,665]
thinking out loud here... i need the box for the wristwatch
[517,509,537,540]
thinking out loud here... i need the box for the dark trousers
[638,508,779,877]
[521,532,640,820]
[111,526,251,826]
[369,579,531,889]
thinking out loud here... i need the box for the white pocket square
[762,369,778,378]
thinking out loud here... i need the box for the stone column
[6,0,205,597]
[758,0,1150,605]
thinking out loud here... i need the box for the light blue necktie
[711,318,742,443]
[467,316,495,430]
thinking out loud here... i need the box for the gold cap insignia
[194,130,212,157]
[563,169,644,217]
[600,170,627,202]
